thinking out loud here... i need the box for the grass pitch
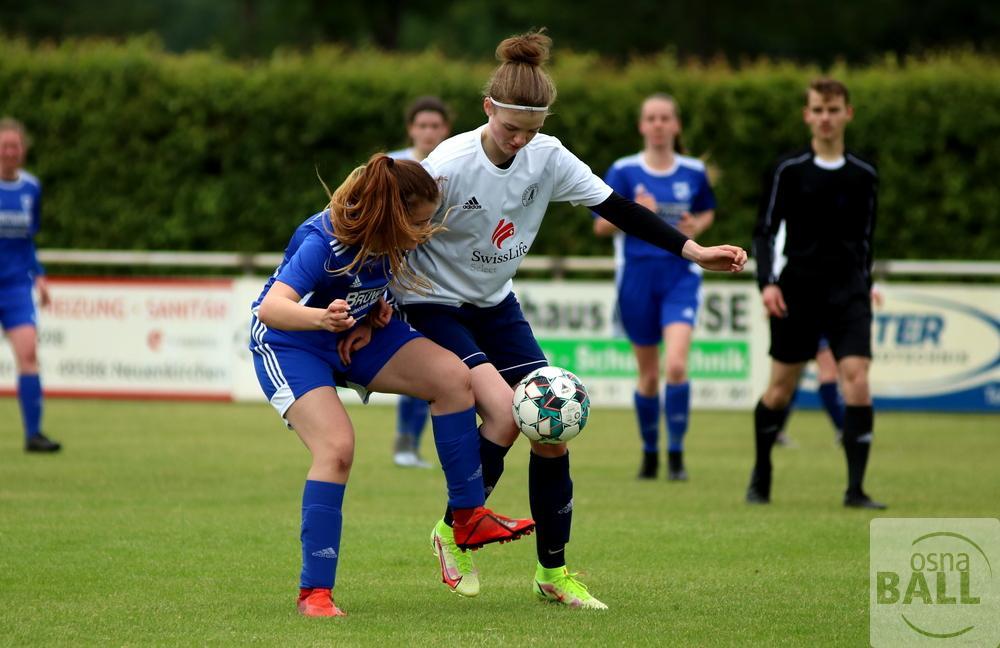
[1,398,996,646]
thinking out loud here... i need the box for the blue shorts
[0,284,36,330]
[401,292,547,386]
[617,257,702,346]
[251,316,422,420]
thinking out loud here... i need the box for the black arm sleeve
[752,163,783,290]
[591,191,689,258]
[863,173,879,289]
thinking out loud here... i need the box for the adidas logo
[462,196,482,210]
[557,498,574,515]
[349,276,362,288]
[311,547,338,559]
[857,432,873,444]
[467,465,483,482]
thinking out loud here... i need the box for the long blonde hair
[325,153,441,291]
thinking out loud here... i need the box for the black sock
[842,405,873,495]
[752,399,789,487]
[444,432,511,526]
[529,451,573,569]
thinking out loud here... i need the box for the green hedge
[2,38,998,260]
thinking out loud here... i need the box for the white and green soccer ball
[512,366,590,444]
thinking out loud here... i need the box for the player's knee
[313,440,354,475]
[15,351,39,373]
[763,383,796,409]
[665,362,687,384]
[425,357,474,409]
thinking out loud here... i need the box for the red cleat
[452,507,535,551]
[297,588,347,617]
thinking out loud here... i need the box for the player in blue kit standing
[387,96,453,469]
[0,118,60,453]
[249,153,534,617]
[393,31,747,609]
[594,94,716,481]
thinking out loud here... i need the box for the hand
[684,242,747,273]
[320,299,356,332]
[633,183,658,212]
[370,297,393,329]
[35,276,51,308]
[870,284,884,308]
[676,211,697,237]
[762,284,788,318]
[338,322,372,365]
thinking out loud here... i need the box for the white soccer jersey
[396,126,612,307]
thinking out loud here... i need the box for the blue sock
[300,480,346,590]
[634,392,660,453]
[397,396,431,449]
[665,382,690,453]
[431,407,485,510]
[818,381,845,432]
[409,398,430,446]
[17,374,43,440]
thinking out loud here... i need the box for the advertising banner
[1,277,996,412]
[0,277,235,400]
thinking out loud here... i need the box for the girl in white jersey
[393,30,746,608]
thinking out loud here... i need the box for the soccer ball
[512,366,590,444]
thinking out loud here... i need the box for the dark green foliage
[2,39,997,259]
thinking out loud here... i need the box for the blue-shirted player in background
[250,153,534,617]
[387,96,452,469]
[0,117,60,453]
[594,94,716,481]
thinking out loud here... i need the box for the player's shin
[430,407,486,510]
[443,429,511,526]
[842,405,873,495]
[529,450,572,568]
[300,480,345,590]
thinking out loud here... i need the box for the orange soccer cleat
[451,507,535,551]
[297,588,347,617]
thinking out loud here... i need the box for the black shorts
[399,293,548,387]
[768,280,872,364]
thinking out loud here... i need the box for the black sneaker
[637,451,658,479]
[844,491,887,510]
[667,450,688,481]
[745,467,771,504]
[25,433,61,453]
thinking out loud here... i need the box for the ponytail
[326,153,441,291]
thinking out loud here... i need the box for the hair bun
[496,29,552,67]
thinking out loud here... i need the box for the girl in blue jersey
[0,118,60,453]
[249,153,534,617]
[594,94,715,481]
[387,96,452,469]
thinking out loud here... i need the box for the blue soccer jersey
[603,153,715,264]
[250,210,392,352]
[0,171,43,287]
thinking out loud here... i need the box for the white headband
[487,97,549,113]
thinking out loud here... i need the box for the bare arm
[257,280,356,332]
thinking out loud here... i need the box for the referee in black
[747,78,886,509]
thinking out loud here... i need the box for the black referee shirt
[752,146,878,297]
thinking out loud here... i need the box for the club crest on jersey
[491,218,515,250]
[521,183,539,207]
[672,181,691,201]
[20,195,33,213]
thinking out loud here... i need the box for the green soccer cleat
[431,519,480,597]
[533,564,608,610]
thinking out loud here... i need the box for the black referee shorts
[768,282,872,364]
